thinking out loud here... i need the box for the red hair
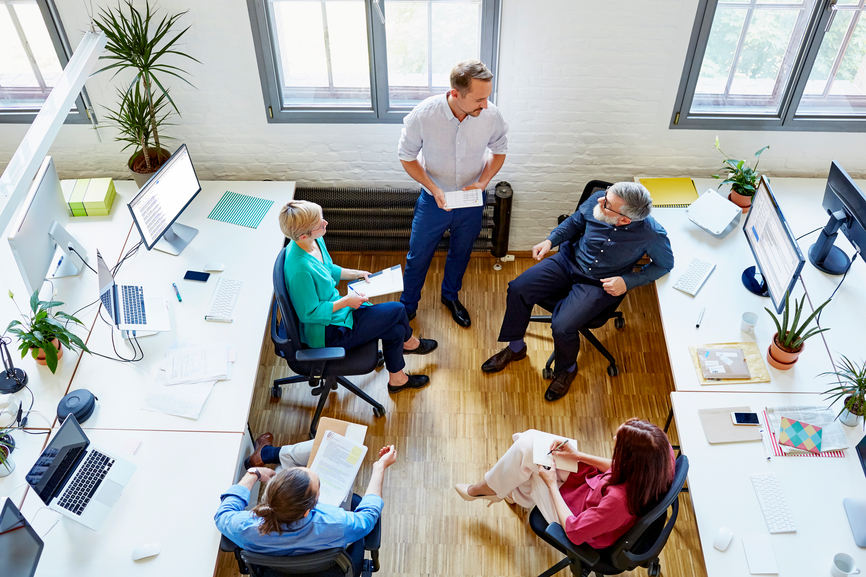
[607,418,674,516]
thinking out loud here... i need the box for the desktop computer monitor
[127,143,202,256]
[0,497,44,577]
[6,156,88,296]
[741,175,805,314]
[809,161,866,275]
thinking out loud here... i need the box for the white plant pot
[840,408,862,427]
[0,457,14,477]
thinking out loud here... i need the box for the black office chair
[529,180,625,379]
[530,454,689,577]
[270,247,385,439]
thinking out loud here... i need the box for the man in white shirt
[397,60,508,327]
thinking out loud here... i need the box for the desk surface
[672,391,866,577]
[0,427,49,507]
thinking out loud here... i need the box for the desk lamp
[0,336,28,395]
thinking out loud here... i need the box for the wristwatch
[248,468,261,482]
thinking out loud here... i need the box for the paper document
[164,343,230,385]
[766,405,848,453]
[309,431,368,506]
[142,381,216,419]
[308,417,368,466]
[348,265,403,298]
[532,431,579,473]
[742,535,779,574]
[444,188,484,209]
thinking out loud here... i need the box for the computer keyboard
[751,473,796,533]
[205,278,242,322]
[121,285,147,325]
[57,450,114,516]
[673,258,716,296]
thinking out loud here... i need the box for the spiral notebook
[638,178,698,208]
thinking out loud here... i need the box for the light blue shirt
[214,485,383,555]
[397,93,508,193]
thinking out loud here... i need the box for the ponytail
[253,468,318,535]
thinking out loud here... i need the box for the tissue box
[61,178,116,217]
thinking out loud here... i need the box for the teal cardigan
[284,238,353,348]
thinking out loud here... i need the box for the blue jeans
[324,302,412,373]
[400,190,485,313]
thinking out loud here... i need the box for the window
[672,0,866,131]
[247,0,501,123]
[0,0,92,123]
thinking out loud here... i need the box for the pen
[695,306,706,328]
[547,439,569,456]
[172,283,182,302]
[55,256,64,271]
[759,429,772,460]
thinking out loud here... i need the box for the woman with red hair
[455,419,674,548]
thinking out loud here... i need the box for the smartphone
[184,270,210,282]
[731,412,760,425]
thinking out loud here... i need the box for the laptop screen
[26,414,89,504]
[0,498,44,577]
[96,250,116,324]
[857,434,866,478]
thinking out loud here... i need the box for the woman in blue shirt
[215,445,397,575]
[279,200,437,393]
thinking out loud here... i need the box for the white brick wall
[2,0,865,249]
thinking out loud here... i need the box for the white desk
[20,428,243,577]
[672,391,866,577]
[0,427,49,507]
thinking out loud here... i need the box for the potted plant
[0,429,14,477]
[6,290,90,374]
[94,0,198,186]
[712,136,769,212]
[764,291,830,370]
[822,355,866,427]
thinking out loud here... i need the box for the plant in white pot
[0,429,14,477]
[822,355,866,427]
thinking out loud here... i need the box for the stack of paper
[61,178,117,216]
[309,431,368,507]
[766,405,848,455]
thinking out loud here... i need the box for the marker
[695,306,706,328]
[172,283,182,302]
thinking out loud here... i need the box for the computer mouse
[204,262,225,272]
[713,526,734,551]
[131,542,160,561]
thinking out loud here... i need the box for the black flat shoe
[441,295,471,327]
[407,310,416,321]
[404,338,438,355]
[387,374,430,394]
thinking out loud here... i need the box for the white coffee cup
[831,553,861,577]
[741,311,758,334]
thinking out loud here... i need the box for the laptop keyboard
[57,450,115,516]
[121,285,147,325]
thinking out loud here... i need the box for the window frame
[246,0,501,124]
[671,0,866,132]
[0,0,94,124]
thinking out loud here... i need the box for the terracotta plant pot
[128,147,171,188]
[766,334,803,370]
[728,189,752,213]
[32,339,63,366]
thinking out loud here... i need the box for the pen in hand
[547,439,569,456]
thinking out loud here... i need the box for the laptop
[25,414,136,531]
[97,249,170,334]
[0,498,43,577]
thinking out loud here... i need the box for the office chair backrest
[607,454,689,570]
[558,180,613,226]
[240,547,352,577]
[271,247,305,367]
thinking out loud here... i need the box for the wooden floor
[215,254,708,577]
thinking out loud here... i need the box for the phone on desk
[731,412,760,425]
[184,270,210,282]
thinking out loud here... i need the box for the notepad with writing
[532,431,579,473]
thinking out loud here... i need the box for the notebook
[638,178,698,208]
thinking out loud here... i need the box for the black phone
[184,270,210,282]
[731,412,760,425]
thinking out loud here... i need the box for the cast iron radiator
[293,182,513,255]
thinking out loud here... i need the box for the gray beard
[593,204,620,226]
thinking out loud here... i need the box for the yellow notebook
[639,178,698,208]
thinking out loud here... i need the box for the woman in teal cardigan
[279,200,437,393]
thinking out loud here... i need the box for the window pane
[691,0,817,116]
[387,0,481,107]
[269,0,372,108]
[797,6,866,116]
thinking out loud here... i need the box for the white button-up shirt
[398,93,508,193]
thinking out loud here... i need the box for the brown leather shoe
[544,369,577,402]
[244,432,275,469]
[481,345,527,373]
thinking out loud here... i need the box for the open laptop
[25,414,136,531]
[0,498,43,577]
[97,249,170,334]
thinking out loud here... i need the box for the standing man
[397,60,508,327]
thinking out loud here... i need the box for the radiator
[293,182,513,254]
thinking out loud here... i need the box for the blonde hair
[252,468,318,535]
[278,200,322,241]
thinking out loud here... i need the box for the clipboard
[307,417,368,465]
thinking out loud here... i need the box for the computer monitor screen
[0,498,44,577]
[742,176,805,314]
[6,156,86,296]
[127,144,201,255]
[809,161,866,275]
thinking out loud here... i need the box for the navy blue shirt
[546,191,674,290]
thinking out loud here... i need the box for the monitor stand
[809,212,851,275]
[155,222,198,256]
[741,266,769,297]
[48,221,87,279]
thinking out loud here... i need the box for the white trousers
[484,429,571,524]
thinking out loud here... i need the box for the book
[778,417,823,454]
[638,178,698,208]
[308,431,368,507]
[532,431,579,473]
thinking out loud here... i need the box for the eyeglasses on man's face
[602,188,628,218]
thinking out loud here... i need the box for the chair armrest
[544,523,601,566]
[219,535,240,553]
[295,347,346,362]
[364,516,382,551]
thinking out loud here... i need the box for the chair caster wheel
[614,317,625,330]
[271,385,282,399]
[647,560,660,576]
[376,351,385,369]
[607,365,619,377]
[373,406,385,417]
[542,368,553,380]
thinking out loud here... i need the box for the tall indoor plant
[764,291,830,370]
[713,136,769,212]
[94,0,198,185]
[822,355,866,427]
